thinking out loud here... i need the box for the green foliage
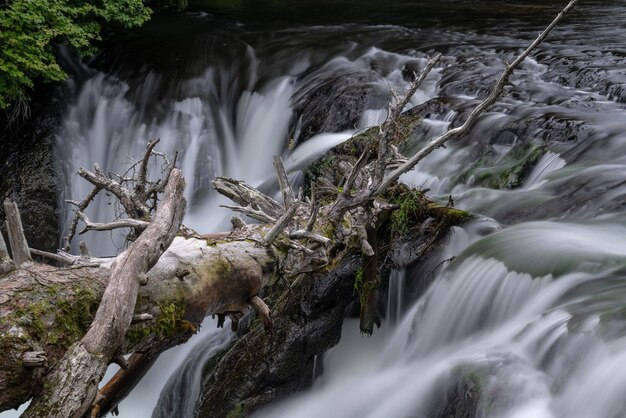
[0,0,152,109]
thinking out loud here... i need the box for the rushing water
[4,1,626,417]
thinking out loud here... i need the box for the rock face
[292,69,383,143]
[0,85,63,254]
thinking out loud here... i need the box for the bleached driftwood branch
[24,169,187,418]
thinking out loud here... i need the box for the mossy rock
[456,143,547,190]
[435,365,488,418]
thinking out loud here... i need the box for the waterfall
[6,3,626,417]
[45,25,441,418]
[152,320,232,418]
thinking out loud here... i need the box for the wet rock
[433,367,485,418]
[194,253,361,418]
[0,86,63,254]
[438,56,503,99]
[542,56,626,103]
[292,69,383,143]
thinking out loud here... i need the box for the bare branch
[25,169,187,417]
[33,248,111,266]
[63,186,102,252]
[131,313,153,324]
[213,177,283,218]
[220,204,277,224]
[0,230,10,263]
[76,211,149,235]
[136,139,160,199]
[264,203,300,245]
[343,148,371,193]
[288,229,331,245]
[273,155,295,208]
[375,53,442,183]
[22,351,47,368]
[306,204,319,232]
[354,225,375,257]
[248,296,273,332]
[373,0,578,195]
[146,151,179,196]
[391,53,442,121]
[0,232,15,273]
[29,249,76,265]
[78,167,150,220]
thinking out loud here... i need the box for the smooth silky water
[4,1,626,416]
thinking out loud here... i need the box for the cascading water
[6,2,626,417]
[40,13,441,418]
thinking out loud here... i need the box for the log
[0,235,276,413]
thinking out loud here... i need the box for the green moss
[225,403,247,418]
[458,144,547,190]
[353,266,380,308]
[428,205,472,225]
[125,300,195,348]
[354,268,363,293]
[156,302,184,335]
[10,283,98,347]
[441,365,490,417]
[321,223,336,239]
[391,192,423,235]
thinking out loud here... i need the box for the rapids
[4,1,626,417]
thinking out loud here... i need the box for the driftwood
[23,169,187,417]
[0,232,277,415]
[3,199,32,266]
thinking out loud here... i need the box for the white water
[26,41,439,418]
[259,219,626,418]
[8,7,626,417]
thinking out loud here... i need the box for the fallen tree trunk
[0,235,276,413]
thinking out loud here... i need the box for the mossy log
[0,236,276,413]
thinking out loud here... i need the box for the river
[4,0,626,416]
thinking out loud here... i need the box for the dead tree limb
[78,167,150,220]
[96,353,159,418]
[76,211,149,234]
[0,231,15,273]
[135,139,160,200]
[264,203,299,245]
[372,0,578,196]
[63,186,102,251]
[220,204,277,224]
[0,234,277,413]
[213,177,283,218]
[3,199,32,266]
[375,53,442,183]
[273,155,295,208]
[248,296,272,332]
[23,169,187,418]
